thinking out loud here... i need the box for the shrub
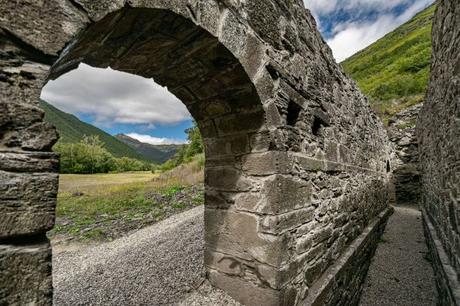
[55,135,155,174]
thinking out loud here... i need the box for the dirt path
[360,205,438,306]
[53,206,206,305]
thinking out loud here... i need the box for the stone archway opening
[43,6,268,305]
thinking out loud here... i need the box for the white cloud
[323,0,434,61]
[327,15,397,62]
[304,0,411,15]
[41,63,191,127]
[304,0,339,15]
[126,133,188,145]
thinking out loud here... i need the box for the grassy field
[49,158,204,243]
[58,172,158,193]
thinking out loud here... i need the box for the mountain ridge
[40,100,180,164]
[115,134,182,164]
[40,100,144,161]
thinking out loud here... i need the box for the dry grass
[152,155,204,188]
[59,171,158,193]
[50,158,204,242]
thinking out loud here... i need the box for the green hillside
[342,4,435,122]
[40,100,144,160]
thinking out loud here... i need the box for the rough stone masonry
[417,0,460,304]
[1,0,396,305]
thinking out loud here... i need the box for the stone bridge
[0,0,458,305]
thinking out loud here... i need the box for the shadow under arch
[44,7,280,305]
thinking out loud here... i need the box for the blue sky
[305,0,434,60]
[41,0,433,145]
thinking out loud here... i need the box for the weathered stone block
[197,0,220,36]
[325,141,339,162]
[5,122,59,151]
[296,234,314,254]
[259,175,312,214]
[214,111,265,136]
[0,151,58,173]
[264,100,283,127]
[219,10,247,58]
[197,120,217,138]
[205,167,253,191]
[208,269,282,306]
[127,0,190,18]
[204,138,230,157]
[0,241,52,305]
[229,135,250,155]
[74,0,125,21]
[246,0,281,48]
[0,102,10,127]
[260,207,315,234]
[0,0,89,55]
[5,102,44,128]
[1,61,49,109]
[295,155,326,171]
[249,131,272,152]
[0,171,58,237]
[304,259,328,286]
[241,31,266,81]
[242,152,294,175]
[234,192,261,212]
[205,208,288,266]
[205,250,243,276]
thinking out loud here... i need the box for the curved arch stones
[0,0,396,305]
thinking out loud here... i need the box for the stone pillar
[0,30,59,305]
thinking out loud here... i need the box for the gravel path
[54,204,437,305]
[360,205,438,306]
[53,206,207,306]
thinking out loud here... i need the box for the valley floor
[50,168,204,243]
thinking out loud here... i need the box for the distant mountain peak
[115,134,182,163]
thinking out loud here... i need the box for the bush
[114,157,153,172]
[55,135,155,174]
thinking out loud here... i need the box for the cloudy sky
[41,0,433,145]
[305,0,434,61]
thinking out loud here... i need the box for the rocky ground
[53,206,223,305]
[49,184,204,244]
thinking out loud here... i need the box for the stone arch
[1,1,395,305]
[46,5,284,305]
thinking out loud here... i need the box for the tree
[159,122,204,171]
[54,136,154,174]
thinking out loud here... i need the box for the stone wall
[387,103,422,205]
[417,0,460,304]
[0,1,392,305]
